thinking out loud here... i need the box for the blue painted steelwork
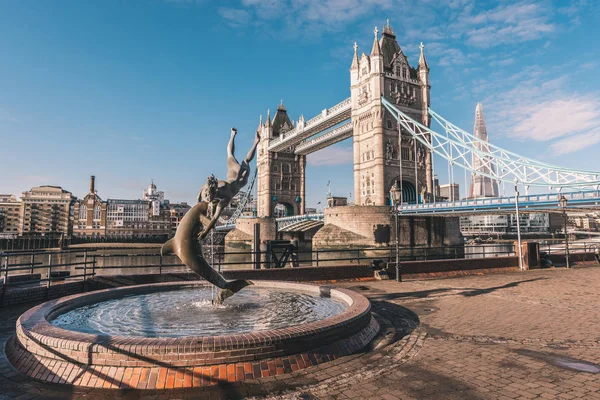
[399,190,600,215]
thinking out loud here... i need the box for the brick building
[72,176,107,239]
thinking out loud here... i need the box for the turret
[370,27,383,74]
[264,108,273,138]
[418,42,430,86]
[350,42,359,86]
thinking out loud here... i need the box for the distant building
[0,194,21,237]
[327,196,348,208]
[20,186,74,236]
[460,213,563,237]
[169,202,191,231]
[73,176,107,239]
[439,184,460,201]
[305,207,317,214]
[105,181,171,240]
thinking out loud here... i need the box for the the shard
[469,103,499,198]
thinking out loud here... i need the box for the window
[401,147,409,160]
[395,64,401,76]
[402,68,407,79]
[387,120,392,129]
[282,164,290,173]
[272,165,278,172]
[79,205,87,220]
[93,205,101,220]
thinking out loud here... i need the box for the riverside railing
[0,244,514,281]
[538,240,600,255]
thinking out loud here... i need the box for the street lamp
[390,182,402,282]
[514,179,523,271]
[559,195,570,268]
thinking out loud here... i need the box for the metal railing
[0,243,518,306]
[538,240,600,255]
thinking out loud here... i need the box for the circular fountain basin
[7,281,378,389]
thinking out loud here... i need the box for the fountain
[6,128,378,389]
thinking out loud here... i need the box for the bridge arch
[387,179,416,205]
[273,202,297,217]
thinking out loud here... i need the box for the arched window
[79,205,87,220]
[93,205,101,220]
[282,164,290,173]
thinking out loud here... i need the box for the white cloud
[459,2,555,48]
[550,128,600,155]
[218,8,252,28]
[0,108,17,122]
[307,146,353,166]
[512,98,600,141]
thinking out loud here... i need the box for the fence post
[1,255,8,307]
[83,250,88,282]
[30,252,35,274]
[47,253,52,289]
[357,250,361,265]
[159,254,163,275]
[315,250,319,267]
[454,248,457,259]
[92,255,97,277]
[424,248,428,261]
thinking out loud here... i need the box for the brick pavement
[1,266,600,399]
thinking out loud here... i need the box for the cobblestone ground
[1,266,600,399]
[272,266,600,400]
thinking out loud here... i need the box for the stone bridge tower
[351,21,433,206]
[256,103,306,217]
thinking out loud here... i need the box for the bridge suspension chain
[381,96,600,189]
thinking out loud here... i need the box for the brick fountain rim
[7,281,379,388]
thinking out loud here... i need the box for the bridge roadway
[399,190,600,216]
[268,97,351,153]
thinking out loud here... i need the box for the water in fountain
[50,287,346,338]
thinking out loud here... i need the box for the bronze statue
[161,128,260,303]
[196,128,260,239]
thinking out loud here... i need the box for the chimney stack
[90,175,96,193]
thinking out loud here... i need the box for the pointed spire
[418,42,429,70]
[350,41,359,69]
[258,114,263,129]
[383,18,394,35]
[265,108,272,128]
[371,26,381,57]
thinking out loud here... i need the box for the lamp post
[514,179,523,271]
[559,195,570,268]
[390,182,402,282]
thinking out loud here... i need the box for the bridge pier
[312,205,463,264]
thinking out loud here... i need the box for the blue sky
[1,0,599,206]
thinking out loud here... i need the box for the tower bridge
[218,20,600,244]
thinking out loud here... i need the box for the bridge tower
[351,21,433,206]
[256,103,306,217]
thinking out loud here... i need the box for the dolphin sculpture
[161,201,253,304]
